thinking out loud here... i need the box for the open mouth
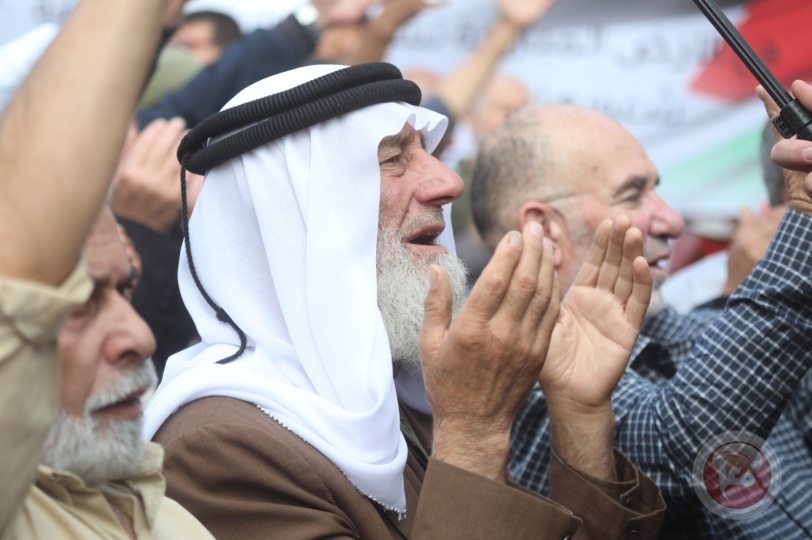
[405,223,447,253]
[647,253,671,272]
[93,387,148,420]
[408,232,440,246]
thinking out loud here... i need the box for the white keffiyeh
[143,64,454,514]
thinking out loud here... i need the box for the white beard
[41,360,157,486]
[376,214,468,369]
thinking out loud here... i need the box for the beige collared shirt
[0,260,213,539]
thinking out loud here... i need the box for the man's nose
[650,193,685,240]
[414,151,464,207]
[104,295,157,366]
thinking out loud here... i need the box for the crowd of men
[2,0,812,539]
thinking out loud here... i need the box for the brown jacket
[154,396,665,539]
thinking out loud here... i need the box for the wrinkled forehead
[84,208,129,282]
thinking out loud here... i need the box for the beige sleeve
[0,260,92,536]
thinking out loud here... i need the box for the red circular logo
[702,441,771,509]
[693,431,780,519]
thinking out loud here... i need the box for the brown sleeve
[412,458,582,540]
[549,449,666,540]
[157,419,364,539]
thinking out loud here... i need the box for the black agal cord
[177,63,421,364]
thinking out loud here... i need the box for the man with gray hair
[143,62,666,539]
[0,0,217,537]
[471,102,812,538]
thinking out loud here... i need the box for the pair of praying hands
[420,216,650,481]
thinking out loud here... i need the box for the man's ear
[517,200,564,268]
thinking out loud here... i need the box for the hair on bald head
[471,104,554,249]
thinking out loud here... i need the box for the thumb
[419,265,452,358]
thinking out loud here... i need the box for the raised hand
[541,216,651,411]
[540,216,650,479]
[758,80,812,213]
[111,117,187,234]
[419,221,559,481]
[498,0,559,29]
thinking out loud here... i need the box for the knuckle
[481,272,509,292]
[514,270,538,294]
[456,326,486,351]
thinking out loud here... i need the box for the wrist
[548,401,616,481]
[431,420,510,483]
[788,197,812,216]
[496,13,529,35]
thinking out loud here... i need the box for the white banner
[385,0,781,222]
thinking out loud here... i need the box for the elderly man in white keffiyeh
[144,62,666,539]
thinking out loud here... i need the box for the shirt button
[625,530,642,540]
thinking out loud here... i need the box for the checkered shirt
[509,209,812,539]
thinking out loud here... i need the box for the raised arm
[418,218,663,539]
[349,0,436,66]
[541,216,651,481]
[0,0,166,285]
[435,0,557,118]
[0,0,167,534]
[137,0,373,128]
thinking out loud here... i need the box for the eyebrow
[378,128,426,151]
[611,175,660,199]
[92,264,137,289]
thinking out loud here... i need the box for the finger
[499,221,545,321]
[418,265,452,360]
[129,118,169,165]
[465,230,524,318]
[791,80,812,113]
[153,117,187,163]
[596,215,630,292]
[571,219,612,288]
[531,264,560,361]
[756,85,782,126]
[770,138,812,171]
[624,256,653,330]
[614,226,643,302]
[522,236,556,336]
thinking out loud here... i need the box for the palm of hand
[541,284,639,409]
[538,216,651,410]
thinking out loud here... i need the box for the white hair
[42,361,157,485]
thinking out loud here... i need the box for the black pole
[692,0,812,140]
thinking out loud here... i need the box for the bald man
[472,103,812,539]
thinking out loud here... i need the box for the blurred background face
[43,208,157,484]
[169,11,241,65]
